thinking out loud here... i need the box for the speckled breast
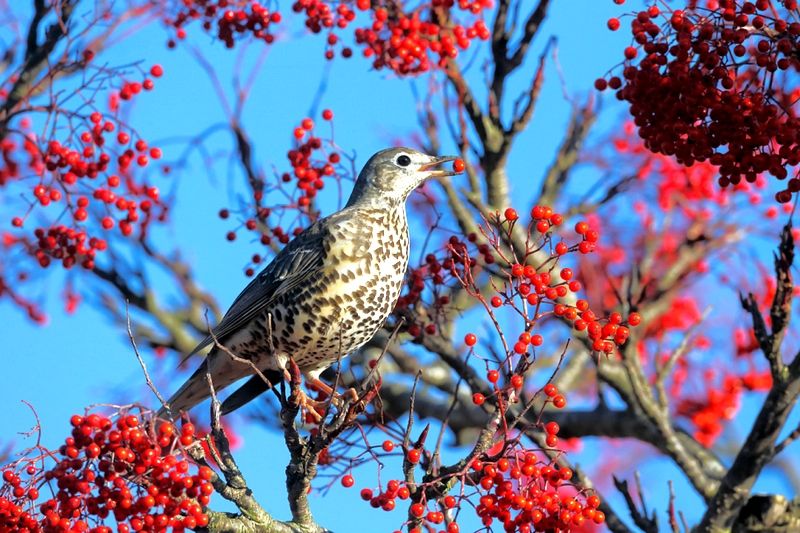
[235,207,409,375]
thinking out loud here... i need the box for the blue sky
[2,2,797,532]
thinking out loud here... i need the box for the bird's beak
[419,155,460,177]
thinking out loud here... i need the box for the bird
[158,147,460,418]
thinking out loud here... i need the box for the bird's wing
[188,218,331,357]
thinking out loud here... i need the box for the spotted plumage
[159,147,458,416]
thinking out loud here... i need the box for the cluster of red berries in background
[218,110,348,277]
[469,451,605,532]
[492,207,638,355]
[0,412,211,532]
[339,434,604,532]
[609,120,797,222]
[2,64,167,321]
[5,74,167,270]
[394,205,641,352]
[394,232,486,337]
[293,0,493,74]
[600,0,800,202]
[659,285,775,447]
[675,366,772,446]
[164,1,282,48]
[162,0,493,75]
[293,0,357,59]
[353,2,492,75]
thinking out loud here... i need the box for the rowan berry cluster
[164,1,281,48]
[675,368,771,446]
[162,0,492,75]
[288,112,342,209]
[357,478,411,513]
[293,0,356,59]
[601,1,800,202]
[218,110,347,277]
[469,451,605,532]
[0,412,212,532]
[341,433,603,532]
[6,93,166,272]
[487,207,639,356]
[2,65,166,324]
[353,2,492,75]
[394,232,486,337]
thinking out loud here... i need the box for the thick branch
[2,0,77,124]
[696,225,800,532]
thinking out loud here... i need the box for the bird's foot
[307,378,361,410]
[290,387,328,422]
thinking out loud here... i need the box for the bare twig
[126,301,169,410]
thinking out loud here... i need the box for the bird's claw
[291,388,327,422]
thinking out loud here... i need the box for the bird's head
[346,147,460,207]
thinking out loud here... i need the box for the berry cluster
[293,0,356,59]
[470,452,605,532]
[9,101,166,271]
[601,1,800,202]
[357,478,411,513]
[353,3,491,75]
[288,112,341,209]
[0,412,212,532]
[2,65,167,321]
[394,232,486,338]
[219,110,348,277]
[344,435,604,532]
[162,0,492,76]
[489,207,639,355]
[396,205,640,352]
[674,365,772,446]
[164,1,282,48]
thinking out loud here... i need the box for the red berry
[407,449,421,463]
[341,474,354,488]
[452,158,465,172]
[464,333,477,346]
[472,393,485,405]
[322,109,334,120]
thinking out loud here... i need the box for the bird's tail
[155,353,251,419]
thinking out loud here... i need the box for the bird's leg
[284,368,327,422]
[306,377,359,408]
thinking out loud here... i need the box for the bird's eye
[396,154,411,167]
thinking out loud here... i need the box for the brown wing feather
[186,216,333,358]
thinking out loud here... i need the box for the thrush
[159,147,459,417]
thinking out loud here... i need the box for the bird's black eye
[396,154,411,167]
